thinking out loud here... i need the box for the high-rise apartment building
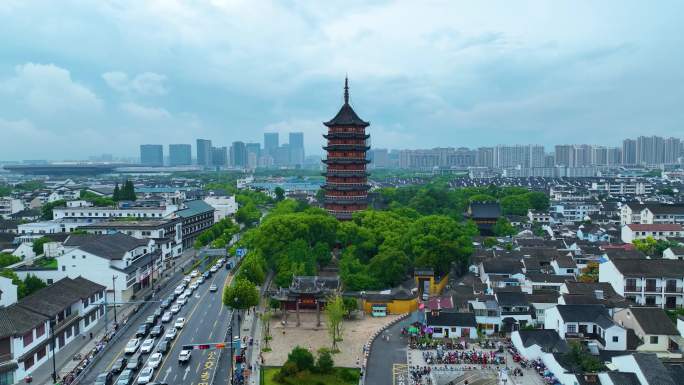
[664,137,681,164]
[622,139,637,165]
[607,147,622,165]
[637,135,664,165]
[230,141,247,168]
[264,133,279,157]
[246,142,260,169]
[554,145,574,167]
[211,146,228,167]
[369,149,389,169]
[591,146,608,166]
[196,139,213,167]
[140,144,163,166]
[493,145,542,168]
[476,147,494,168]
[289,132,305,166]
[169,144,192,166]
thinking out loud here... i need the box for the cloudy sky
[1,0,683,161]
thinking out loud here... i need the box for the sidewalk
[29,251,196,385]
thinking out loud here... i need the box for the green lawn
[33,257,58,270]
[262,367,359,385]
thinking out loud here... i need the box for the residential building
[289,132,305,166]
[544,304,627,351]
[230,141,247,168]
[52,201,177,222]
[245,142,260,169]
[174,200,215,248]
[196,139,213,167]
[0,277,105,382]
[57,233,160,301]
[609,353,678,385]
[139,144,163,166]
[263,133,279,157]
[613,307,680,352]
[203,195,238,222]
[476,147,494,168]
[368,148,389,169]
[0,276,17,307]
[168,144,192,166]
[0,198,24,219]
[425,311,478,339]
[599,258,684,309]
[622,138,637,165]
[211,146,228,167]
[591,180,652,196]
[621,224,683,243]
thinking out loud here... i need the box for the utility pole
[112,275,118,325]
[50,319,57,383]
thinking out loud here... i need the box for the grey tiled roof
[175,200,214,218]
[628,307,679,336]
[517,330,569,353]
[0,304,48,338]
[633,353,676,385]
[17,277,105,317]
[64,233,149,260]
[555,304,615,328]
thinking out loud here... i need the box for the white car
[174,286,184,295]
[183,276,192,284]
[209,284,218,292]
[164,327,177,340]
[190,282,199,291]
[161,311,173,323]
[124,338,140,354]
[170,304,181,314]
[190,270,199,278]
[140,338,155,354]
[210,266,218,273]
[178,349,192,364]
[174,317,185,329]
[176,296,187,306]
[137,366,155,384]
[147,353,163,369]
[197,277,205,284]
[183,289,192,297]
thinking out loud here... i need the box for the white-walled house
[425,311,478,339]
[599,258,684,309]
[621,223,684,243]
[544,304,627,351]
[510,330,578,385]
[0,277,105,383]
[57,233,162,301]
[0,276,18,307]
[663,247,684,260]
[203,195,238,222]
[614,307,680,352]
[610,352,679,385]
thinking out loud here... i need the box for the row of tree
[0,270,47,299]
[193,217,240,249]
[112,180,136,201]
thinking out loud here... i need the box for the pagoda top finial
[344,76,349,104]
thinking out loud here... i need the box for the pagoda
[322,77,371,220]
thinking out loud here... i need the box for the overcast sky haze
[1,0,683,161]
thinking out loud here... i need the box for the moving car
[153,308,163,319]
[190,282,199,291]
[209,284,218,292]
[146,315,157,324]
[164,327,177,341]
[161,311,172,323]
[116,370,133,385]
[170,304,181,314]
[174,286,184,295]
[140,338,155,354]
[147,352,163,369]
[94,372,113,385]
[111,357,128,374]
[135,324,150,338]
[174,317,185,329]
[126,356,142,371]
[156,340,169,354]
[160,299,171,309]
[197,276,205,284]
[137,366,155,384]
[183,289,192,297]
[176,295,187,306]
[209,265,218,273]
[150,324,165,337]
[124,338,140,355]
[178,349,191,364]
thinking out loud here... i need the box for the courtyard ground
[262,311,401,368]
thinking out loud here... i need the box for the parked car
[124,338,140,355]
[190,270,199,278]
[174,317,185,329]
[150,324,165,337]
[170,304,181,314]
[197,276,205,284]
[183,289,192,297]
[147,352,163,369]
[174,286,184,295]
[135,324,150,338]
[140,338,155,354]
[126,356,142,371]
[94,372,113,385]
[210,265,218,273]
[178,349,191,364]
[116,370,133,385]
[137,366,155,384]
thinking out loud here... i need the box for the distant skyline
[1,1,683,160]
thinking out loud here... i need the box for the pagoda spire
[344,76,349,104]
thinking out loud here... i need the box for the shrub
[340,369,359,382]
[287,346,314,372]
[316,348,334,374]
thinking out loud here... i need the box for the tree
[119,180,136,201]
[493,218,517,237]
[633,236,658,256]
[0,253,21,268]
[238,252,266,285]
[325,295,346,352]
[24,274,47,295]
[32,237,51,255]
[222,278,259,310]
[316,348,334,373]
[342,297,358,317]
[41,199,66,220]
[564,341,604,372]
[315,188,325,204]
[483,237,498,248]
[525,191,550,211]
[579,262,599,283]
[286,346,315,372]
[274,186,285,201]
[261,309,273,350]
[113,183,121,201]
[367,246,409,287]
[500,195,530,215]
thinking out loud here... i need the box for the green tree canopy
[32,237,51,255]
[492,217,517,237]
[222,277,259,310]
[41,199,66,220]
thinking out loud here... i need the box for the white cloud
[120,102,171,120]
[0,63,102,114]
[102,71,167,95]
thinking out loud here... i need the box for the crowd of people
[422,349,505,366]
[507,341,562,385]
[409,366,433,385]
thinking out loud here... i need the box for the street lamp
[112,275,118,325]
